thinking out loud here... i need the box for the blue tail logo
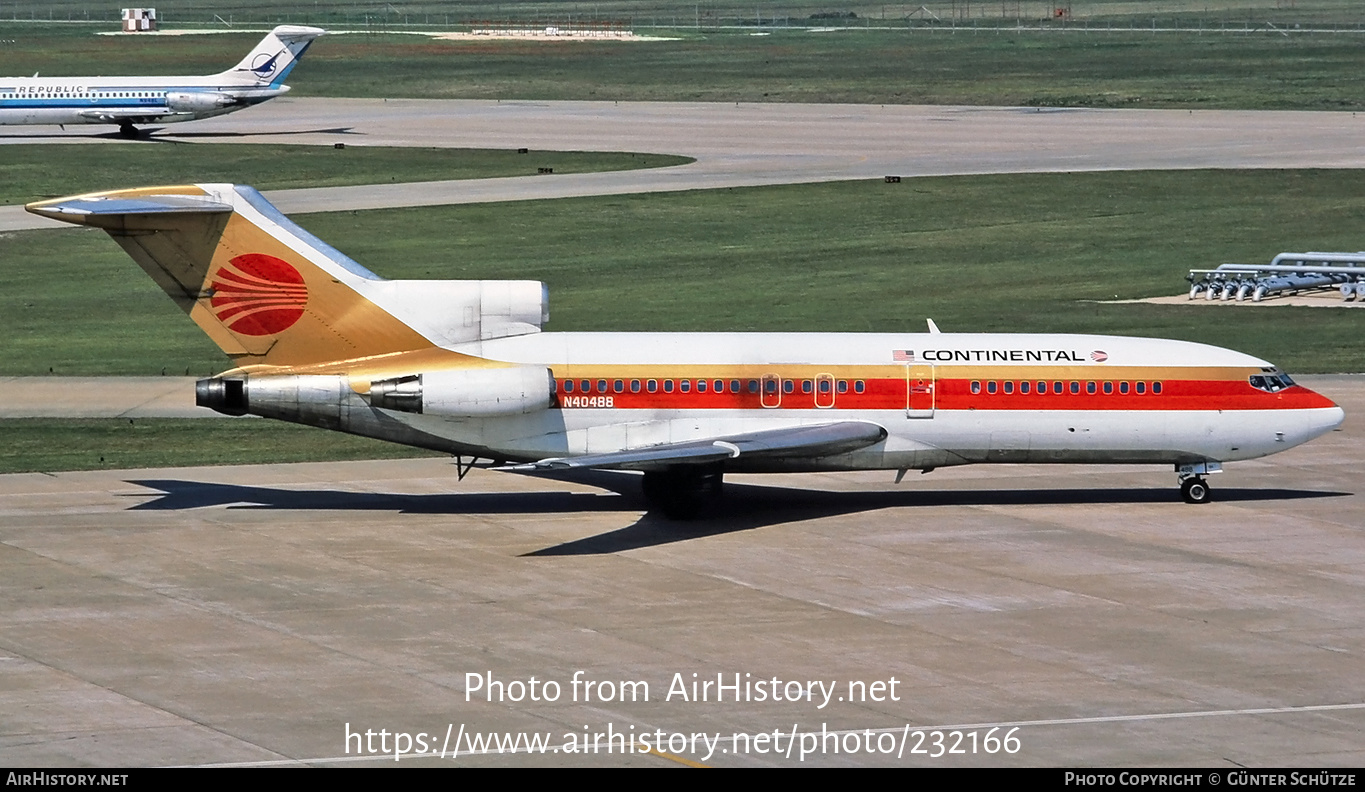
[248,50,283,78]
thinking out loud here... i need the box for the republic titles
[8,85,90,94]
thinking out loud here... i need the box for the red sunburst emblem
[209,253,308,336]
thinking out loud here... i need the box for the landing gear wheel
[118,123,139,138]
[1181,477,1211,504]
[641,464,723,520]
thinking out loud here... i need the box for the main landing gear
[1176,461,1220,504]
[118,122,139,138]
[641,463,724,520]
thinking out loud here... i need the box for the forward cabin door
[906,364,935,419]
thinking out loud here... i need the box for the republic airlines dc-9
[0,25,324,136]
[26,184,1344,518]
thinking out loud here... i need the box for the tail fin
[217,25,326,87]
[25,185,547,372]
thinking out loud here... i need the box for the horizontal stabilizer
[505,421,888,471]
[28,194,231,223]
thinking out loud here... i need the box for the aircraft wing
[77,108,180,123]
[506,421,888,471]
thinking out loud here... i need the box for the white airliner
[0,25,325,136]
[26,184,1345,517]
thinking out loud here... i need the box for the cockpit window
[1249,369,1296,393]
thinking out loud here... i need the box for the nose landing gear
[1180,476,1211,504]
[1176,461,1221,504]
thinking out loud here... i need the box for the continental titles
[920,349,1086,363]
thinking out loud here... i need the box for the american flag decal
[892,350,915,362]
[1091,350,1109,363]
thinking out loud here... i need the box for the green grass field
[0,418,443,474]
[5,1,1365,28]
[3,24,1365,109]
[0,144,689,205]
[3,170,1362,379]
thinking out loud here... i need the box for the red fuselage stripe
[551,377,1334,411]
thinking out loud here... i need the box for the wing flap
[506,421,887,471]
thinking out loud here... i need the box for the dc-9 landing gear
[1180,476,1211,504]
[1176,461,1221,504]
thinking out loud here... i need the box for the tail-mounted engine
[197,366,555,422]
[164,92,237,113]
[367,367,555,417]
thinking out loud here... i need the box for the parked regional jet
[26,185,1345,517]
[0,26,325,136]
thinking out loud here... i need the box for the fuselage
[357,331,1343,472]
[0,76,285,126]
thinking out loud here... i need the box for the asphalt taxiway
[1,377,1362,766]
[6,99,1365,231]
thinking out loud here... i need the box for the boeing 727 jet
[0,26,324,136]
[25,184,1345,517]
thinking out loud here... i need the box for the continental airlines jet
[26,185,1344,518]
[0,26,324,136]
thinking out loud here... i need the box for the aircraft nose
[1296,396,1344,444]
[1321,404,1346,434]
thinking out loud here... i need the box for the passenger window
[802,380,813,394]
[764,379,777,394]
[1053,381,1063,394]
[1136,382,1146,394]
[838,380,849,393]
[1120,382,1130,395]
[818,379,831,394]
[597,379,608,394]
[647,379,658,393]
[613,379,624,393]
[1037,380,1047,394]
[1070,381,1079,394]
[987,381,998,394]
[783,380,794,394]
[696,380,707,393]
[1103,381,1113,395]
[1086,381,1096,395]
[563,380,575,393]
[730,379,741,393]
[1153,382,1163,395]
[630,380,641,393]
[680,380,691,393]
[1020,381,1030,394]
[580,379,591,393]
[664,380,674,393]
[716,380,726,393]
[1003,381,1014,395]
[854,380,866,394]
[749,380,760,394]
[971,381,981,394]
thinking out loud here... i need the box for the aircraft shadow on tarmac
[1,127,357,141]
[122,474,1349,556]
[157,127,359,139]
